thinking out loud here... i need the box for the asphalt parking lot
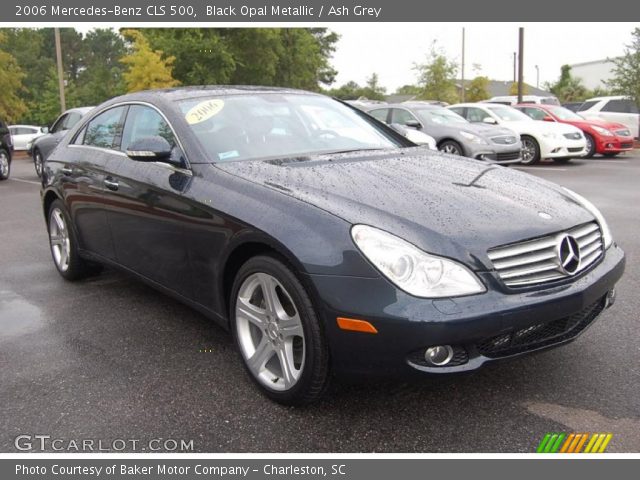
[1,152,639,453]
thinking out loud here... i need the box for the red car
[515,104,635,158]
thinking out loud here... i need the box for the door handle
[61,167,73,175]
[103,178,119,191]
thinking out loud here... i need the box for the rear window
[601,99,639,114]
[578,100,599,112]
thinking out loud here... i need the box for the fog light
[424,345,454,366]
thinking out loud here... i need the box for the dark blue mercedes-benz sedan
[40,86,625,405]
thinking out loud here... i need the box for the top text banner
[5,0,640,22]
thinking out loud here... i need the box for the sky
[329,23,639,92]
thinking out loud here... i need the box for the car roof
[109,85,316,103]
[585,95,627,101]
[9,124,42,128]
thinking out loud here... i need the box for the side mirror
[126,136,173,163]
[482,117,497,125]
[543,115,555,122]
[41,126,49,134]
[404,119,422,129]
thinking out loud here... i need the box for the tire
[603,152,619,158]
[583,133,596,158]
[33,148,44,178]
[439,140,463,156]
[47,199,96,281]
[520,136,541,165]
[0,149,10,181]
[230,255,330,405]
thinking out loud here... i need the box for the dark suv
[0,119,13,181]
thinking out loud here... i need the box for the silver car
[30,107,94,178]
[368,103,522,164]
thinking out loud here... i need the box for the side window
[578,100,598,112]
[449,107,465,118]
[63,112,82,130]
[9,127,17,135]
[121,105,184,165]
[369,109,390,123]
[524,107,547,120]
[83,107,127,150]
[121,105,177,151]
[50,114,68,133]
[466,107,488,123]
[391,109,418,125]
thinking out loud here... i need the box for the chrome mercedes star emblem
[557,234,581,274]
[538,212,552,220]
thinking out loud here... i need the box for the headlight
[460,131,488,144]
[351,225,486,297]
[563,188,613,249]
[592,126,614,137]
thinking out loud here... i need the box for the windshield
[546,106,584,121]
[487,106,532,122]
[415,108,469,125]
[178,93,402,163]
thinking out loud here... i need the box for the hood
[571,118,629,132]
[214,148,593,269]
[458,122,516,139]
[503,120,580,136]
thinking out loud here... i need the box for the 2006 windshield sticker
[185,99,225,124]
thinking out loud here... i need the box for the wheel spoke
[279,315,304,338]
[257,273,281,316]
[50,235,64,246]
[236,297,268,328]
[247,336,275,372]
[276,345,296,388]
[53,211,65,232]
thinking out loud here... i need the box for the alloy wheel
[441,143,461,155]
[522,139,536,163]
[34,151,43,177]
[0,152,8,178]
[235,272,305,391]
[49,207,71,272]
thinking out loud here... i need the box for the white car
[485,95,560,106]
[448,103,587,164]
[9,125,47,151]
[577,96,639,140]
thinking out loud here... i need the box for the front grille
[568,147,584,153]
[476,296,606,358]
[564,132,582,140]
[620,142,634,149]
[487,222,604,287]
[491,135,518,145]
[615,129,631,137]
[496,151,521,161]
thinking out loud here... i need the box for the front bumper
[595,135,635,154]
[541,137,587,159]
[308,244,624,376]
[466,143,522,164]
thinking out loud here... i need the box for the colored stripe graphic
[537,433,612,453]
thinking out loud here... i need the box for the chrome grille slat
[488,222,604,287]
[492,249,557,270]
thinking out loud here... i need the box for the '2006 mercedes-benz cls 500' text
[41,87,625,404]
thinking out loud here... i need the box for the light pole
[461,27,466,102]
[517,28,524,103]
[535,65,540,89]
[54,28,66,113]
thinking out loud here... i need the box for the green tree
[223,29,282,85]
[76,29,126,106]
[466,76,490,102]
[608,27,640,108]
[140,29,235,85]
[546,65,588,102]
[326,81,363,100]
[414,43,458,103]
[360,73,386,100]
[0,32,27,123]
[32,65,80,125]
[394,84,421,96]
[509,81,530,96]
[120,29,180,92]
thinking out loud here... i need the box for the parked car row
[351,94,638,165]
